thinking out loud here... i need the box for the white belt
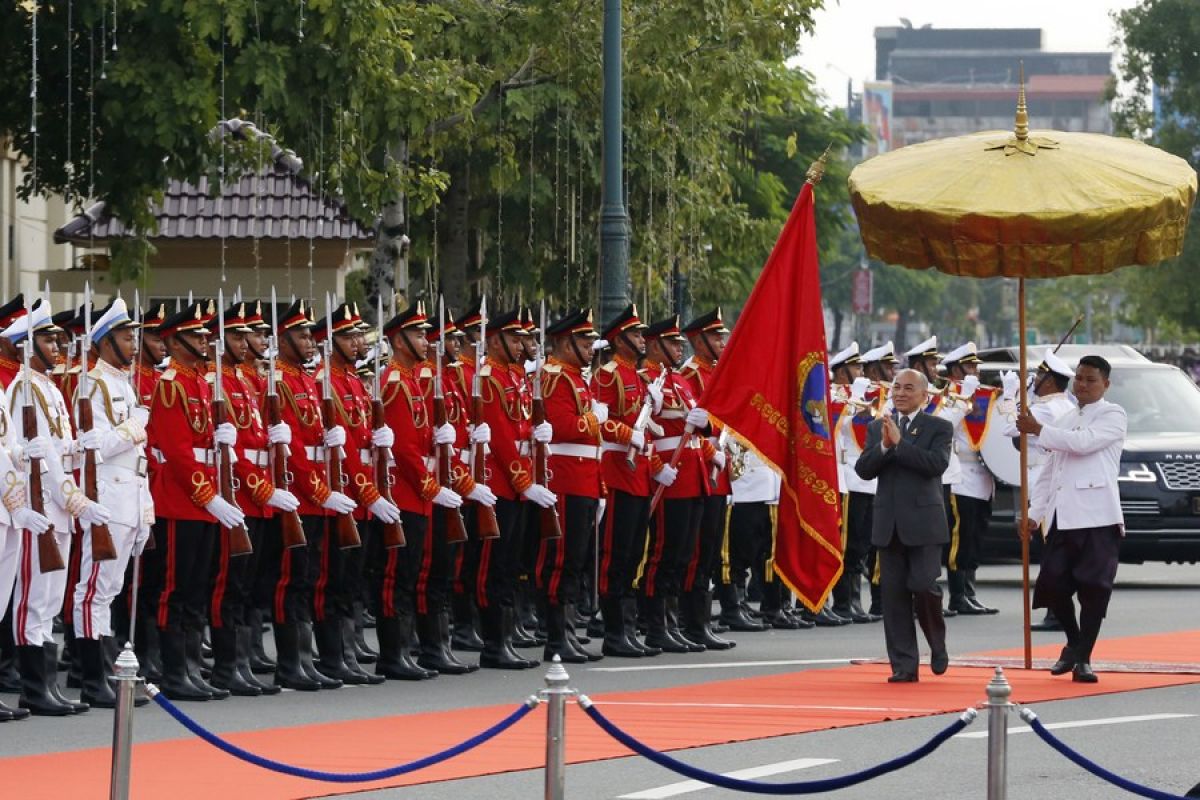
[243,449,270,468]
[547,443,601,460]
[654,436,699,452]
[659,409,687,420]
[359,448,373,464]
[707,436,721,447]
[459,448,472,464]
[518,441,532,457]
[101,448,149,478]
[156,447,215,465]
[304,445,327,462]
[423,456,437,471]
[601,442,631,454]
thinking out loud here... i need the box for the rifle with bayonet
[77,285,117,562]
[626,370,668,470]
[21,295,64,573]
[434,297,469,545]
[267,288,306,549]
[321,295,362,550]
[372,294,405,549]
[470,297,501,540]
[532,301,561,540]
[213,292,253,557]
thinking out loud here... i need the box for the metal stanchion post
[109,643,144,800]
[986,666,1012,800]
[541,655,575,800]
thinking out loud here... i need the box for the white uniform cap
[941,341,979,365]
[861,341,898,364]
[0,299,58,343]
[829,342,861,369]
[1039,350,1073,379]
[903,335,939,360]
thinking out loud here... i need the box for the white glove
[654,464,678,487]
[12,507,51,535]
[712,450,727,470]
[434,423,457,446]
[266,488,300,512]
[524,359,538,375]
[433,486,463,508]
[267,423,292,445]
[961,375,980,397]
[321,491,357,514]
[850,377,872,401]
[323,425,347,449]
[1000,370,1020,400]
[131,407,150,428]
[213,422,237,448]
[466,483,497,507]
[78,428,103,451]
[630,429,646,450]
[591,400,609,425]
[686,407,710,429]
[80,500,113,527]
[469,423,491,445]
[592,339,609,352]
[522,483,557,508]
[533,421,553,443]
[204,496,245,529]
[19,435,54,463]
[371,425,395,448]
[646,382,664,413]
[368,497,402,524]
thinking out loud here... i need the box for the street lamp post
[599,0,630,325]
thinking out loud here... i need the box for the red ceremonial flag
[700,169,843,612]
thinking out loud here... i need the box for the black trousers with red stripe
[371,511,427,618]
[641,496,703,599]
[475,498,525,609]
[313,518,362,621]
[454,505,480,601]
[598,490,650,601]
[150,518,217,633]
[258,514,324,624]
[209,516,270,630]
[536,495,599,606]
[417,510,460,615]
[685,494,728,593]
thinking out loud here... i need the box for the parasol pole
[1018,278,1032,670]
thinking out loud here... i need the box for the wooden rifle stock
[76,397,117,562]
[265,393,306,549]
[371,399,406,549]
[470,392,501,540]
[322,396,362,550]
[531,396,561,540]
[24,405,64,573]
[212,392,253,557]
[433,394,468,544]
[648,422,697,516]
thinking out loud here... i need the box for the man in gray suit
[855,369,953,682]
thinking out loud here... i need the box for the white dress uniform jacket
[730,447,780,505]
[838,412,876,495]
[1028,398,1127,533]
[1000,392,1076,490]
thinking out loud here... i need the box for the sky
[794,0,1143,109]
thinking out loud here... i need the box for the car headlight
[1117,463,1157,483]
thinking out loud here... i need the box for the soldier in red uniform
[145,300,245,701]
[205,302,296,697]
[535,308,604,664]
[679,308,742,646]
[268,298,357,692]
[591,304,676,658]
[641,315,715,654]
[312,302,396,686]
[510,308,547,649]
[0,294,26,389]
[449,303,485,652]
[475,309,555,669]
[239,301,270,400]
[134,303,168,407]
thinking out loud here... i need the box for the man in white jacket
[1018,354,1126,683]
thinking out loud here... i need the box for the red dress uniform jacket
[239,363,267,402]
[541,359,601,500]
[679,357,730,496]
[420,361,476,497]
[134,363,160,407]
[147,359,220,522]
[381,361,439,514]
[221,364,274,520]
[322,363,382,520]
[0,356,20,390]
[276,361,334,517]
[478,358,534,501]
[590,355,661,498]
[646,362,711,499]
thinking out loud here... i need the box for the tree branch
[423,46,546,137]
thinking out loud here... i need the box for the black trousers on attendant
[536,495,599,606]
[1032,523,1120,662]
[418,509,461,615]
[210,516,270,630]
[946,494,989,575]
[372,511,428,618]
[641,496,702,599]
[475,499,525,609]
[685,494,727,593]
[315,517,362,621]
[152,518,217,633]
[720,501,769,589]
[844,492,874,580]
[597,490,649,601]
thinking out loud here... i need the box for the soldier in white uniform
[941,342,998,615]
[3,301,112,716]
[859,342,898,616]
[71,299,153,708]
[830,343,877,623]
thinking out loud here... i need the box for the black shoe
[0,697,30,721]
[1050,647,1077,676]
[1072,662,1098,683]
[1031,613,1063,632]
[967,597,999,615]
[888,671,918,683]
[930,650,949,675]
[948,598,987,616]
[942,606,958,618]
[763,609,802,630]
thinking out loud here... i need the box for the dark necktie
[899,415,911,437]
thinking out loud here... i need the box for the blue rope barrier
[150,687,538,783]
[579,696,976,795]
[1021,709,1193,800]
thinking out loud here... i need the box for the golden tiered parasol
[847,73,1197,667]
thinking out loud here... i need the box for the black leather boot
[718,584,768,632]
[136,617,163,683]
[236,625,281,695]
[208,627,261,696]
[438,610,479,672]
[247,608,276,673]
[375,615,436,680]
[185,630,229,699]
[683,589,736,650]
[623,596,660,656]
[0,610,22,693]
[272,623,320,691]
[600,596,642,657]
[44,642,89,712]
[563,604,601,661]
[760,581,802,630]
[297,621,342,689]
[479,606,537,669]
[665,596,705,652]
[17,645,71,716]
[352,601,378,664]
[159,631,213,701]
[416,613,474,675]
[341,616,385,684]
[78,638,119,707]
[451,594,485,652]
[643,596,690,653]
[543,604,587,664]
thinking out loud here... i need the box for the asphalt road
[4,562,1199,799]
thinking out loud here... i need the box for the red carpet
[4,630,1199,799]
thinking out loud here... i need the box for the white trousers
[72,521,137,640]
[11,508,71,647]
[0,522,20,618]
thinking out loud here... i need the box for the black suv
[976,345,1200,564]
